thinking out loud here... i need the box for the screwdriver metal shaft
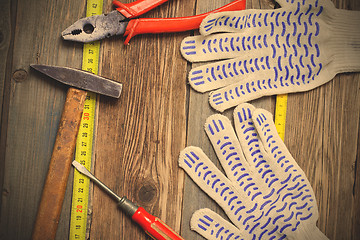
[72,161,184,240]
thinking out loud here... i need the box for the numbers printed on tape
[274,94,288,142]
[70,92,96,240]
[69,1,103,239]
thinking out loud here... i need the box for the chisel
[72,161,184,240]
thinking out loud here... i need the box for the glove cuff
[330,9,360,73]
[290,224,328,240]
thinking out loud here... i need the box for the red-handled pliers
[62,0,246,45]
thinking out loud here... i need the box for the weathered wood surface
[0,0,359,240]
[89,0,189,238]
[0,0,84,239]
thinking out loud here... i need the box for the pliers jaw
[62,10,127,43]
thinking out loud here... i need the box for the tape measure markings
[274,94,288,141]
[70,91,96,240]
[69,1,103,239]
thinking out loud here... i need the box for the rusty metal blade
[31,64,122,98]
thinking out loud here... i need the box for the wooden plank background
[0,0,359,240]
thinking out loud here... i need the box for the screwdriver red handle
[132,207,184,240]
[122,0,246,44]
[119,197,184,239]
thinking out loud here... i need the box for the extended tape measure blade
[70,91,97,239]
[69,1,103,239]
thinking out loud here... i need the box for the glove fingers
[179,146,242,199]
[208,72,311,112]
[252,109,296,171]
[191,208,288,240]
[276,0,333,9]
[182,105,322,238]
[252,108,319,224]
[232,103,260,166]
[185,36,326,112]
[199,9,276,36]
[233,104,283,189]
[197,0,329,36]
[187,55,274,93]
[191,208,245,240]
[204,114,257,184]
[205,114,275,206]
[179,147,255,223]
[181,34,248,62]
[233,104,310,190]
[183,0,330,110]
[252,109,314,187]
[204,114,251,172]
[181,22,279,63]
[182,8,284,63]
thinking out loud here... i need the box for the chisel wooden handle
[32,88,87,240]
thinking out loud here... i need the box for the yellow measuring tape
[69,1,103,239]
[274,94,288,141]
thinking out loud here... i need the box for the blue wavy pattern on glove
[181,0,328,111]
[180,104,318,239]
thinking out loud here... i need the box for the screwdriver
[72,161,184,240]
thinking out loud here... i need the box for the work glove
[179,103,328,239]
[181,0,360,112]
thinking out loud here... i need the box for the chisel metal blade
[31,64,122,98]
[72,161,122,202]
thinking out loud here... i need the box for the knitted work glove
[179,103,328,239]
[181,0,360,112]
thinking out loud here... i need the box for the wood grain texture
[0,0,359,239]
[0,0,84,239]
[89,0,190,239]
[181,1,274,239]
[0,0,12,216]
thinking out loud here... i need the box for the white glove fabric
[179,103,328,239]
[181,0,360,112]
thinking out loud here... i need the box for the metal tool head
[72,161,123,202]
[31,64,122,98]
[72,161,93,178]
[62,10,127,43]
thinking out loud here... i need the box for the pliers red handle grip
[120,0,247,44]
[113,0,169,19]
[62,0,247,44]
